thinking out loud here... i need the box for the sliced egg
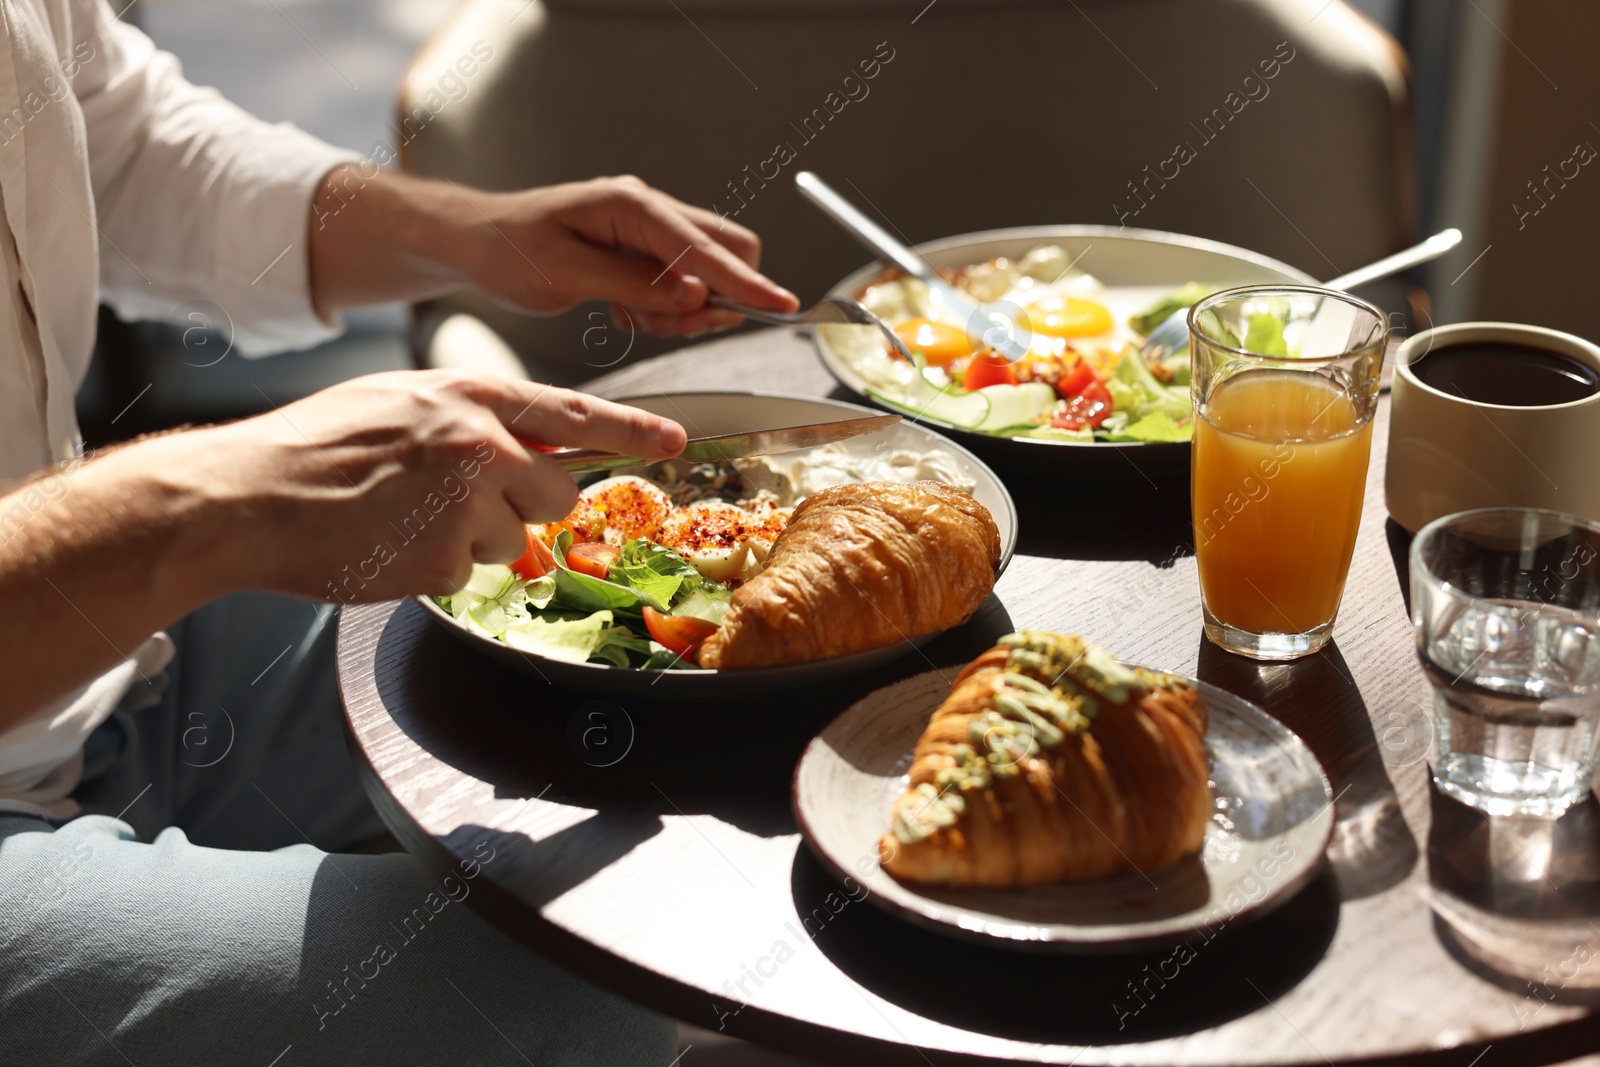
[657,502,751,582]
[541,499,606,546]
[742,508,792,564]
[579,475,672,544]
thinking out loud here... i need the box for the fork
[709,294,913,361]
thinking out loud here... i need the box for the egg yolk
[1024,296,1114,339]
[892,318,973,366]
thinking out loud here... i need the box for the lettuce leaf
[589,624,656,668]
[1129,282,1214,336]
[674,585,732,625]
[611,539,702,609]
[1243,312,1290,358]
[1103,411,1192,443]
[550,530,660,614]
[502,610,622,663]
[1108,351,1192,422]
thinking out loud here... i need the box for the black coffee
[1410,341,1600,406]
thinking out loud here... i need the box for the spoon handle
[1323,228,1462,291]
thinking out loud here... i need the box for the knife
[529,413,902,474]
[794,171,1032,363]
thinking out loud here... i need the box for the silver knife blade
[794,171,1031,362]
[543,413,902,474]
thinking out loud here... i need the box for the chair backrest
[399,0,1411,383]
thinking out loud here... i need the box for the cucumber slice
[1017,381,1059,419]
[974,382,1058,432]
[465,598,511,637]
[973,384,1023,432]
[866,386,990,430]
[867,371,1056,434]
[462,563,517,600]
[444,591,479,620]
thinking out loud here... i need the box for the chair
[396,0,1412,384]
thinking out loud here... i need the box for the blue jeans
[0,594,671,1066]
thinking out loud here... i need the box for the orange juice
[1192,371,1373,635]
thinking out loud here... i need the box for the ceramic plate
[416,392,1017,701]
[793,669,1334,952]
[814,225,1316,478]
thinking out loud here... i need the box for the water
[1420,599,1600,817]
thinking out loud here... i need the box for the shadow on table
[1428,786,1600,1008]
[999,467,1193,564]
[374,595,1015,841]
[1195,637,1419,901]
[1384,517,1416,614]
[791,847,1340,1045]
[438,813,665,912]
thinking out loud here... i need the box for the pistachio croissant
[696,481,999,670]
[881,632,1211,887]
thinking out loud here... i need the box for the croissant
[696,481,1000,670]
[880,632,1211,887]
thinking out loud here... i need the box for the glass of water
[1410,508,1600,817]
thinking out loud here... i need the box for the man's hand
[462,176,799,338]
[0,371,682,723]
[309,169,800,338]
[168,370,685,600]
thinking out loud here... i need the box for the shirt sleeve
[71,0,361,355]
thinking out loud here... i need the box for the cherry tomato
[962,352,1018,391]
[1051,379,1113,430]
[510,526,556,580]
[1056,359,1099,399]
[566,542,620,580]
[643,606,719,658]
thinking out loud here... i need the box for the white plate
[815,225,1316,477]
[793,669,1335,952]
[417,391,1018,702]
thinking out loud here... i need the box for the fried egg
[1021,293,1115,339]
[892,317,972,366]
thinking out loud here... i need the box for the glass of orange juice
[1188,286,1387,660]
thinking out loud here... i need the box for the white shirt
[0,0,356,818]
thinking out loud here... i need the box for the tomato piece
[1051,380,1114,430]
[566,541,620,580]
[1056,359,1099,399]
[962,351,1018,391]
[510,526,556,580]
[643,606,720,658]
[1080,379,1112,408]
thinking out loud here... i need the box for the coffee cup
[1386,322,1600,532]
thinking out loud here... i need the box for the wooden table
[337,330,1600,1066]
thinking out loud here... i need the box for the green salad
[436,532,730,670]
[849,283,1216,445]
